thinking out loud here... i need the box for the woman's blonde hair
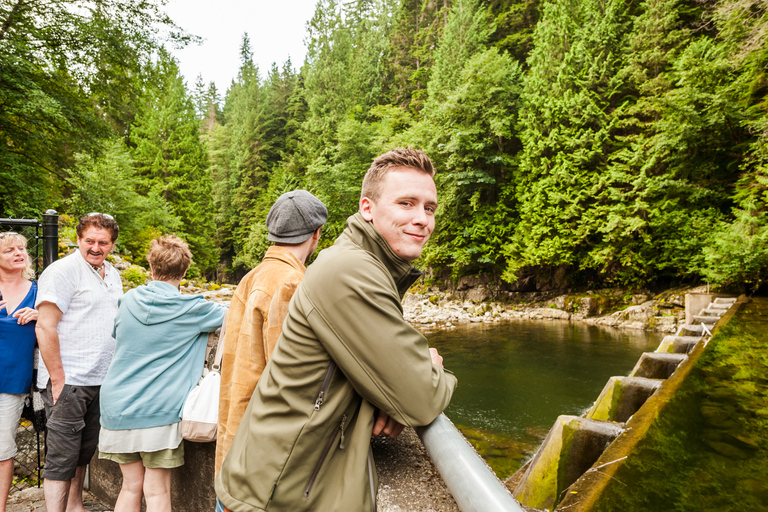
[0,232,35,280]
[147,235,192,281]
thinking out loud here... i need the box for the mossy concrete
[656,335,701,354]
[585,377,661,423]
[629,352,687,379]
[512,416,624,510]
[554,296,748,512]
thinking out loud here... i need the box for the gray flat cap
[266,190,328,244]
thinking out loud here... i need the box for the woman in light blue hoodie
[99,235,226,512]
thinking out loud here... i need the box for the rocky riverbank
[402,285,700,333]
[110,254,701,333]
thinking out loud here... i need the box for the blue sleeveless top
[0,281,37,394]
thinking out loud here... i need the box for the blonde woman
[0,232,38,512]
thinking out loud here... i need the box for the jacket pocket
[303,413,347,499]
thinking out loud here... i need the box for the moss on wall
[589,299,768,512]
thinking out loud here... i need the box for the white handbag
[181,313,227,442]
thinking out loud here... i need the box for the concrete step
[512,416,625,511]
[698,308,725,316]
[656,335,701,354]
[677,324,704,336]
[585,376,662,423]
[630,352,688,379]
[713,297,737,305]
[692,315,718,324]
[707,303,731,310]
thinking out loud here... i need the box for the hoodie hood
[123,280,205,325]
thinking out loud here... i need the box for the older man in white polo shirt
[35,213,122,512]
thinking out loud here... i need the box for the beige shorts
[98,444,184,469]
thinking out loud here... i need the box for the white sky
[164,0,319,93]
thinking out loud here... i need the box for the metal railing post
[42,209,59,269]
[416,414,525,512]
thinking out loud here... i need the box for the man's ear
[313,227,321,241]
[360,196,374,222]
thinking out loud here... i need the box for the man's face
[77,227,115,268]
[360,167,437,262]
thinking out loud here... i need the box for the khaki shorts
[99,444,184,469]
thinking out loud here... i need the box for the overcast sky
[164,0,318,93]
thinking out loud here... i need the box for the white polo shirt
[35,249,123,388]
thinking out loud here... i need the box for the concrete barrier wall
[684,293,732,324]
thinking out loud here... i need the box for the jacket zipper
[304,413,347,499]
[313,361,337,411]
[368,450,377,512]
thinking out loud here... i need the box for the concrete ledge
[555,297,747,511]
[512,416,624,510]
[585,377,661,423]
[656,335,701,354]
[629,353,687,379]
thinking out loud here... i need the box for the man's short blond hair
[361,148,435,203]
[147,235,192,281]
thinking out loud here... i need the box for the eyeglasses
[87,212,114,220]
[0,232,19,238]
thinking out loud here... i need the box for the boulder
[529,308,572,320]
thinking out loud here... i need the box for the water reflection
[426,320,663,479]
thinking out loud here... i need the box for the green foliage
[130,50,217,273]
[419,49,524,276]
[122,265,150,289]
[66,139,181,262]
[509,0,630,281]
[9,0,768,289]
[0,0,193,216]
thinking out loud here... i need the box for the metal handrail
[416,414,525,512]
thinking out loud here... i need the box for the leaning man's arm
[304,258,458,427]
[35,302,65,403]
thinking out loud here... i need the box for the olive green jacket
[215,212,458,512]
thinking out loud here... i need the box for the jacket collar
[341,212,422,298]
[262,245,306,273]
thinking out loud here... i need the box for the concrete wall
[89,440,216,512]
[685,293,733,324]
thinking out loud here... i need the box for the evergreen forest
[3,0,768,290]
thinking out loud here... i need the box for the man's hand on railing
[372,408,405,438]
[429,347,444,367]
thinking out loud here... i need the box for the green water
[426,320,663,479]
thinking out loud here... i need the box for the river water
[425,319,664,480]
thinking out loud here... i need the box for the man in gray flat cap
[215,190,327,472]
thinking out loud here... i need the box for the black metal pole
[42,209,58,269]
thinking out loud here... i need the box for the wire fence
[1,217,49,494]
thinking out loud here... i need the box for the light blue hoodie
[100,280,226,430]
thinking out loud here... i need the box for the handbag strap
[211,310,228,372]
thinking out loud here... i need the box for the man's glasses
[0,232,19,238]
[87,212,114,220]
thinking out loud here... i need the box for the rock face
[401,287,694,332]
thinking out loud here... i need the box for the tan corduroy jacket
[215,246,305,471]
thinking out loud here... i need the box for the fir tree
[130,49,217,274]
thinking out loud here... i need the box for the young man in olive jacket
[215,148,457,512]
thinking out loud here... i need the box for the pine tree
[507,0,630,283]
[130,49,217,274]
